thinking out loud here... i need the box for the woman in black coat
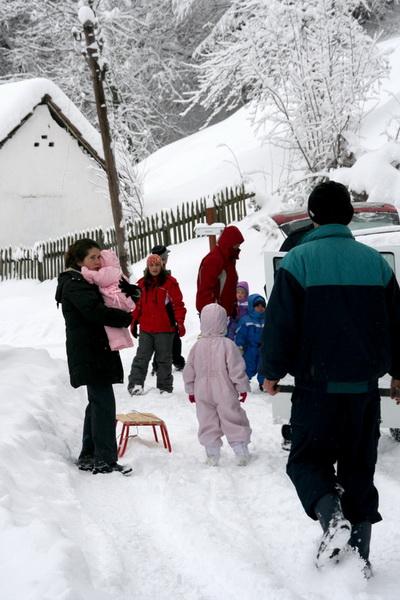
[55,238,134,475]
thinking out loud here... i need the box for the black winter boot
[281,424,292,451]
[349,522,373,578]
[77,456,94,471]
[92,461,133,476]
[315,493,351,568]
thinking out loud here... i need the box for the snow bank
[137,106,287,216]
[331,142,400,204]
[0,346,102,600]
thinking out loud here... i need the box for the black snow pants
[171,332,185,369]
[79,383,118,464]
[286,387,382,525]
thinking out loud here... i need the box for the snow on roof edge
[0,77,104,159]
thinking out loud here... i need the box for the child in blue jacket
[235,294,266,390]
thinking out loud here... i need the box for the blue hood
[247,293,266,321]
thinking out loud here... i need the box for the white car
[263,202,400,441]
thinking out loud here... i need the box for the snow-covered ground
[138,106,288,215]
[4,21,400,600]
[1,217,400,600]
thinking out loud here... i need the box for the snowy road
[1,340,400,600]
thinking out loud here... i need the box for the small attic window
[41,135,48,139]
[48,142,54,147]
[34,142,39,147]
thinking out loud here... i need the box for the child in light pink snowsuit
[183,303,251,466]
[82,249,134,351]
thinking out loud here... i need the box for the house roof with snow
[0,77,105,167]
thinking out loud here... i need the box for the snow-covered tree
[353,0,398,23]
[185,0,388,175]
[0,0,188,155]
[0,1,80,81]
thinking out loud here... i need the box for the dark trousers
[286,387,382,525]
[79,383,118,464]
[129,332,174,392]
[152,332,185,371]
[172,332,185,369]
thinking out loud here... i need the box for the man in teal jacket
[260,181,400,576]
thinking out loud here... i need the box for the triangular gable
[0,78,105,169]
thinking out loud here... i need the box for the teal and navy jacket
[260,224,400,392]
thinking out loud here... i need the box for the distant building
[0,78,114,247]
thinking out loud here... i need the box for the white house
[0,78,115,247]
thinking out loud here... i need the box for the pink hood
[100,249,120,268]
[200,303,228,337]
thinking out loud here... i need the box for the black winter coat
[55,269,132,388]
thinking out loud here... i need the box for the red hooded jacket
[132,273,186,333]
[196,225,244,317]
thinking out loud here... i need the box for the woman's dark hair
[143,266,167,289]
[65,238,101,269]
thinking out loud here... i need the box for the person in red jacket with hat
[128,254,186,395]
[196,225,244,318]
[150,244,186,372]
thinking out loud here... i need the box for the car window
[350,212,400,230]
[279,210,399,239]
[380,252,395,271]
[280,219,312,237]
[273,256,284,276]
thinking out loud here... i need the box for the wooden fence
[0,185,253,281]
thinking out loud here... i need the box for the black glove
[131,321,139,338]
[119,278,141,301]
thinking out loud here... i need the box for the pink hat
[146,254,163,267]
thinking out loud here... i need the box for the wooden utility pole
[79,7,129,275]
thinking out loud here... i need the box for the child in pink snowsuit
[81,249,134,351]
[183,303,251,466]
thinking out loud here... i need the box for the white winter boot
[128,384,144,396]
[205,446,221,467]
[230,442,250,466]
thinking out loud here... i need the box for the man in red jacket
[196,225,244,318]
